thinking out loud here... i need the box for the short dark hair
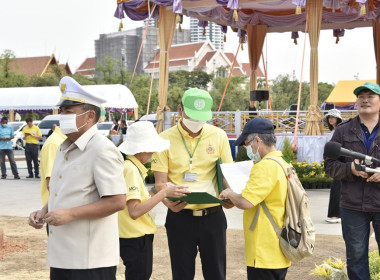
[1,117,8,122]
[81,104,100,123]
[25,117,33,123]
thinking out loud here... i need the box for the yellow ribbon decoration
[360,4,366,16]
[118,20,123,32]
[233,10,239,21]
[175,14,181,25]
[296,5,302,14]
[60,97,86,103]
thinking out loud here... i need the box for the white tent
[0,84,138,111]
[0,86,60,111]
[84,84,138,109]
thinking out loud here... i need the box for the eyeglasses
[244,139,254,148]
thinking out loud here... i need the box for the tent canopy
[325,79,376,106]
[0,84,138,111]
[115,0,379,32]
[115,0,380,135]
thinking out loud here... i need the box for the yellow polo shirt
[40,127,67,205]
[118,155,156,238]
[242,150,291,269]
[22,124,42,144]
[152,122,233,210]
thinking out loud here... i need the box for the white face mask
[246,141,261,162]
[1,124,7,128]
[182,117,205,133]
[59,111,89,135]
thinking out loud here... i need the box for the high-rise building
[190,18,224,50]
[95,27,191,76]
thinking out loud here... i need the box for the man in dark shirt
[324,81,380,280]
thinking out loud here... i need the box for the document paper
[220,160,254,194]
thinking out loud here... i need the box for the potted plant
[310,257,347,279]
[292,161,333,189]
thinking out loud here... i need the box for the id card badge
[183,172,197,182]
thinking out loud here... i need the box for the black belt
[181,205,222,217]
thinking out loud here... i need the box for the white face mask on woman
[59,111,89,135]
[182,116,205,133]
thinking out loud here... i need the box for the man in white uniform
[29,76,126,280]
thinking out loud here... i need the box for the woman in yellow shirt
[117,121,190,280]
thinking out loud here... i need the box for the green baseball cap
[353,81,380,96]
[182,88,213,121]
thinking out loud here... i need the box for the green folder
[216,158,224,195]
[167,158,226,204]
[167,192,224,204]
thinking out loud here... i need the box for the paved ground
[0,151,342,235]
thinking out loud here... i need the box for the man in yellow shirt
[40,126,67,206]
[22,117,42,178]
[220,117,291,280]
[152,88,233,280]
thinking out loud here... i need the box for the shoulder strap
[249,156,289,236]
[249,202,282,237]
[264,155,289,176]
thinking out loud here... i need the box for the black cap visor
[234,132,249,146]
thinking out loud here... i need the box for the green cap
[182,88,213,121]
[353,82,380,96]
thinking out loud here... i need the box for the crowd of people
[23,76,291,280]
[0,75,375,280]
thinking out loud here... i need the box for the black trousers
[50,266,116,280]
[119,234,154,280]
[25,143,39,176]
[327,179,341,218]
[165,208,227,280]
[247,266,288,280]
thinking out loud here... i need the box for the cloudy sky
[0,0,376,84]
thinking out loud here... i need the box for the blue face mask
[246,143,261,162]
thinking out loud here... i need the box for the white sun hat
[118,121,170,155]
[322,109,343,126]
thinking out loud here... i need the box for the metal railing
[167,110,358,136]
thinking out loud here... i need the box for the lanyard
[126,157,146,186]
[177,123,203,171]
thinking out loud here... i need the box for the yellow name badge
[183,172,197,182]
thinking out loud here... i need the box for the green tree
[0,49,29,87]
[270,74,307,110]
[0,49,15,78]
[96,55,123,84]
[128,74,159,117]
[269,74,334,111]
[29,74,60,87]
[71,74,97,85]
[167,85,185,111]
[169,70,213,90]
[257,77,267,89]
[318,82,334,104]
[212,75,250,111]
